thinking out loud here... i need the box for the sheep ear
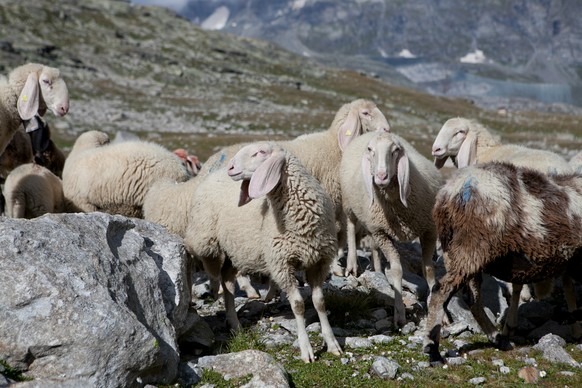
[238,180,252,207]
[338,108,362,151]
[18,72,40,120]
[397,151,410,207]
[248,152,286,199]
[361,153,374,208]
[457,134,477,168]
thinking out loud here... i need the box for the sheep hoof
[493,335,513,351]
[423,344,445,366]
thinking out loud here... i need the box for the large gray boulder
[0,212,191,387]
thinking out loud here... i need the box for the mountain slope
[1,0,580,160]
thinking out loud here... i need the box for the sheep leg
[562,275,582,339]
[467,275,511,350]
[345,217,359,277]
[264,279,280,302]
[502,283,522,337]
[306,266,342,357]
[377,235,405,327]
[270,262,314,362]
[221,265,241,331]
[423,272,462,365]
[286,282,314,362]
[420,232,437,298]
[236,274,260,299]
[372,248,382,273]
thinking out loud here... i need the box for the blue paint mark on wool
[461,177,476,203]
[208,152,227,173]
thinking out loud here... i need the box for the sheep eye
[41,78,51,85]
[362,110,370,116]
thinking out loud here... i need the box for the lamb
[423,162,582,365]
[3,163,65,218]
[197,99,391,275]
[340,131,442,326]
[183,141,343,362]
[431,117,573,173]
[0,63,69,156]
[62,130,190,218]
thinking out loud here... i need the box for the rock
[528,321,574,342]
[176,362,202,387]
[0,213,190,386]
[358,271,396,306]
[370,357,399,380]
[446,295,484,334]
[468,377,486,385]
[179,308,216,348]
[518,366,540,383]
[446,356,466,365]
[196,350,289,387]
[518,301,555,326]
[533,334,580,367]
[368,334,394,344]
[344,337,374,349]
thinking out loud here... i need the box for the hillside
[1,0,581,161]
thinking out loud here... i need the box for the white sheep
[183,141,343,363]
[432,117,574,322]
[198,99,391,276]
[143,175,264,300]
[569,151,582,173]
[431,117,573,173]
[3,163,65,218]
[0,63,69,155]
[62,130,190,218]
[340,131,442,326]
[423,162,582,365]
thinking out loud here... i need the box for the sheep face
[362,133,410,207]
[337,99,391,151]
[228,142,286,206]
[17,65,69,120]
[38,67,69,117]
[431,117,470,168]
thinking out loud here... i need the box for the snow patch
[292,0,307,10]
[398,49,416,58]
[201,6,230,31]
[378,48,388,58]
[460,49,487,64]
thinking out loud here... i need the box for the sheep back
[62,136,189,218]
[143,177,200,236]
[4,163,64,218]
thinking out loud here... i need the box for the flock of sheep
[2,62,582,365]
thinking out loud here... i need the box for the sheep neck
[266,157,326,238]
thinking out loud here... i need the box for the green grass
[194,319,582,388]
[0,360,32,382]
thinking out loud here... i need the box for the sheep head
[361,133,410,208]
[337,99,391,151]
[71,130,111,154]
[228,142,286,206]
[174,148,202,176]
[14,64,69,120]
[432,117,477,169]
